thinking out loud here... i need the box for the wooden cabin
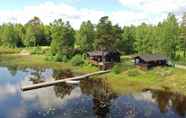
[87,51,120,70]
[133,54,168,69]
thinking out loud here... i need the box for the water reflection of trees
[30,68,74,84]
[53,69,75,99]
[53,69,74,80]
[54,83,75,99]
[52,75,117,118]
[151,90,171,113]
[6,65,40,76]
[80,78,117,118]
[7,65,18,76]
[6,66,48,84]
[29,68,46,84]
[171,93,186,117]
[150,89,186,117]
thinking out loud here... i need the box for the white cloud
[110,10,168,26]
[0,1,185,29]
[0,1,105,29]
[21,86,82,109]
[112,0,186,26]
[0,84,17,101]
[118,0,186,13]
[111,11,148,26]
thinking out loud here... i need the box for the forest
[0,13,186,63]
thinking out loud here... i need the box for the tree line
[0,13,186,60]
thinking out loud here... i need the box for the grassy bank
[92,55,186,95]
[0,54,98,74]
[0,48,186,95]
[0,47,21,54]
[104,65,186,95]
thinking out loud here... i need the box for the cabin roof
[87,51,120,57]
[134,54,167,62]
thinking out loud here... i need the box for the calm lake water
[0,66,186,118]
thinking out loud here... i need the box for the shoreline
[0,53,186,95]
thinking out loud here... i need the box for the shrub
[112,64,123,74]
[70,55,84,66]
[45,51,69,62]
[53,52,63,62]
[127,69,140,77]
[31,46,43,55]
[175,54,180,61]
[45,52,54,61]
[62,55,68,62]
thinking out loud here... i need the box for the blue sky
[0,0,185,29]
[0,0,124,11]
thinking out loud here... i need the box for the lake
[0,66,186,118]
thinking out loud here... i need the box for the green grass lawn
[0,47,21,54]
[105,66,186,95]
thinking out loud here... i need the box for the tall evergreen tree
[112,24,123,51]
[95,16,113,50]
[50,19,75,59]
[135,23,150,53]
[120,26,136,54]
[180,12,186,57]
[0,23,20,48]
[24,17,46,47]
[160,13,179,59]
[15,24,25,47]
[95,16,122,51]
[78,20,95,52]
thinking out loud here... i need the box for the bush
[54,52,67,62]
[127,69,140,77]
[70,55,84,66]
[62,55,68,62]
[175,54,181,61]
[112,64,123,74]
[31,46,43,55]
[45,51,69,62]
[45,52,54,61]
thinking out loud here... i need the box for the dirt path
[18,49,30,56]
[175,64,186,69]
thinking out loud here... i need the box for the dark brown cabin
[133,54,168,69]
[87,51,120,70]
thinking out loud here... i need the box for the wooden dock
[21,70,110,91]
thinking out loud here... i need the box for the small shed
[87,51,120,70]
[133,54,168,69]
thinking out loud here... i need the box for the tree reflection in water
[80,78,117,118]
[172,94,186,117]
[52,74,117,118]
[29,68,46,84]
[30,68,74,84]
[6,65,18,76]
[53,69,74,80]
[54,83,75,99]
[148,89,186,117]
[53,69,75,99]
[151,90,172,113]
